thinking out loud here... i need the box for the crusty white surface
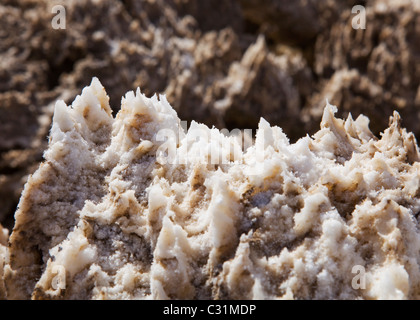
[4,78,420,299]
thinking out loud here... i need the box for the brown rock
[312,0,420,137]
[239,0,359,45]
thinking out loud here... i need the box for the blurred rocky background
[1,0,419,230]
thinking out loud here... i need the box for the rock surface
[3,79,420,300]
[0,224,8,300]
[2,0,420,230]
[0,0,311,227]
[2,0,420,299]
[310,0,420,136]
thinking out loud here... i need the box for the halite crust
[3,0,420,233]
[0,224,8,299]
[3,78,420,300]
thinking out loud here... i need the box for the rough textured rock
[211,36,312,137]
[0,224,8,300]
[239,0,360,45]
[311,0,420,136]
[0,0,312,228]
[2,0,420,226]
[3,4,420,295]
[4,79,420,300]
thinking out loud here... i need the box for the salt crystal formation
[0,225,8,299]
[3,0,420,231]
[0,0,311,227]
[3,78,420,300]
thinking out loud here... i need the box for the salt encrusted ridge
[3,78,420,300]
